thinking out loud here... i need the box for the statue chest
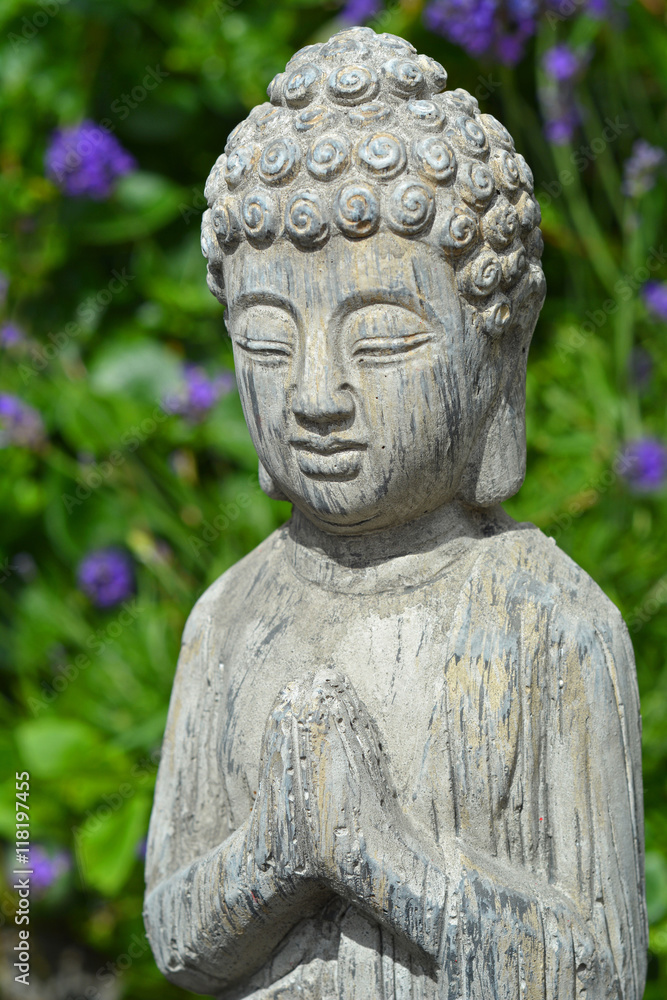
[215,581,525,853]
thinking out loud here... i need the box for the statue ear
[258,460,289,502]
[457,358,527,507]
[458,268,544,507]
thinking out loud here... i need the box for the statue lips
[290,436,367,479]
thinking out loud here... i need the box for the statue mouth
[290,438,366,480]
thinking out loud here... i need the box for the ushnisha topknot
[201,26,545,338]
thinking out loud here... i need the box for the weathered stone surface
[144,26,647,1000]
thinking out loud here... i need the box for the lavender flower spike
[45,120,136,200]
[0,322,25,348]
[31,846,71,896]
[424,0,539,66]
[619,438,667,492]
[622,140,666,198]
[543,106,579,145]
[341,0,382,22]
[642,281,667,322]
[162,363,235,423]
[0,394,45,448]
[543,44,581,82]
[77,547,135,608]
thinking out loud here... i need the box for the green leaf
[89,337,182,402]
[75,172,186,244]
[74,791,150,896]
[646,850,667,925]
[0,780,19,839]
[15,718,101,779]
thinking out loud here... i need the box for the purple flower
[495,31,530,65]
[543,44,580,82]
[642,281,667,322]
[544,109,579,144]
[508,0,538,17]
[424,0,538,65]
[0,394,45,448]
[425,0,500,60]
[622,140,666,198]
[341,0,381,22]
[135,836,148,860]
[77,547,135,608]
[423,0,596,70]
[0,322,25,348]
[163,363,235,423]
[30,846,71,896]
[45,120,136,200]
[619,439,667,492]
[539,44,586,144]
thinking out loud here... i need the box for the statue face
[225,233,493,534]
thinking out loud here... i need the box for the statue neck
[284,501,517,595]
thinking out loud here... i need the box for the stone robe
[144,517,646,999]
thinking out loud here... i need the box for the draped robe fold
[144,520,647,1000]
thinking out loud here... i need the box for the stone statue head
[201,26,546,535]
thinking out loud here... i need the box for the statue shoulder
[473,525,639,728]
[181,521,291,647]
[480,522,629,639]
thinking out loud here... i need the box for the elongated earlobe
[457,362,527,507]
[458,267,544,507]
[258,460,289,502]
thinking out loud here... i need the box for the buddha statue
[144,26,647,1000]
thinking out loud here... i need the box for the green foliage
[1,0,666,996]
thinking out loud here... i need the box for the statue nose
[292,371,354,425]
[292,331,354,424]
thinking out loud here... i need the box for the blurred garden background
[1,0,666,996]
